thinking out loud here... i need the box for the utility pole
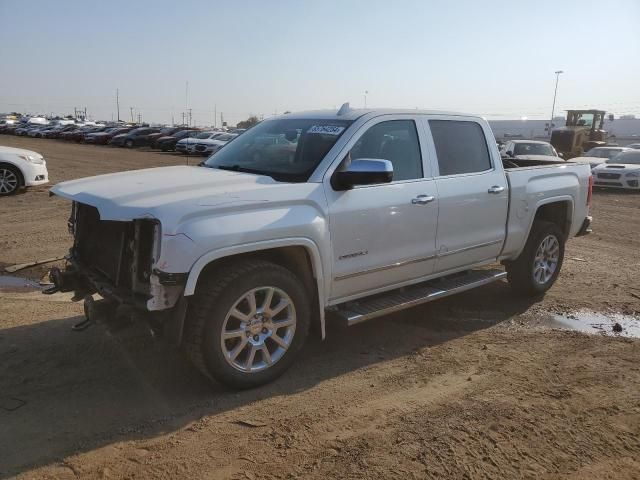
[220,112,224,128]
[214,104,217,128]
[188,108,192,127]
[116,88,120,122]
[138,112,142,124]
[185,81,189,125]
[549,70,563,137]
[130,107,134,123]
[364,90,369,108]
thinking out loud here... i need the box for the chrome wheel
[0,168,19,194]
[221,286,296,373]
[533,235,559,285]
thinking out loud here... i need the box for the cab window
[349,120,423,181]
[429,120,492,176]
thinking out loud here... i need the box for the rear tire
[184,259,311,389]
[0,165,21,196]
[505,220,565,296]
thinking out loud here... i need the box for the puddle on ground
[548,310,640,338]
[0,275,42,292]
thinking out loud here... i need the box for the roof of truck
[277,107,477,122]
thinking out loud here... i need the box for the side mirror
[332,158,393,190]
[506,150,514,157]
[558,152,565,159]
[284,129,298,142]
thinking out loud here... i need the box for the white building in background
[489,117,640,146]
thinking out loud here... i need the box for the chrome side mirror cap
[332,158,393,190]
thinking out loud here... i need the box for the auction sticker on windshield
[307,125,345,135]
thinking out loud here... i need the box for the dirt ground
[0,136,639,479]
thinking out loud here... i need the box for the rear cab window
[428,120,492,176]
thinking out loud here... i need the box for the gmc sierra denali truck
[47,105,593,388]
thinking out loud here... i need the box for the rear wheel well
[0,162,24,187]
[533,201,571,238]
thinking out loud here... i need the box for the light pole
[549,70,563,136]
[364,90,368,108]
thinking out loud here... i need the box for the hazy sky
[1,0,638,125]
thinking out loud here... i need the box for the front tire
[505,220,565,296]
[184,259,311,389]
[0,165,21,196]
[125,139,134,148]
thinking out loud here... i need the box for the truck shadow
[0,281,535,477]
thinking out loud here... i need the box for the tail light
[587,175,593,206]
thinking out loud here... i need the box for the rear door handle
[488,185,505,194]
[412,194,436,205]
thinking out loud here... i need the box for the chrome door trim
[334,238,504,281]
[437,239,504,257]
[334,254,436,281]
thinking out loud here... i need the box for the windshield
[196,131,214,139]
[586,148,622,159]
[204,118,353,182]
[607,151,640,165]
[513,143,554,156]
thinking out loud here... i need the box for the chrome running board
[331,269,507,326]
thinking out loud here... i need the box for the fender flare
[517,195,574,258]
[183,237,328,338]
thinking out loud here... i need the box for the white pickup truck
[47,106,593,388]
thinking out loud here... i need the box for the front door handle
[412,194,436,205]
[488,185,505,194]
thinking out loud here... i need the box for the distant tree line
[236,116,260,129]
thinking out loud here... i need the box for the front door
[325,118,439,302]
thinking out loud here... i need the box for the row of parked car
[498,139,640,190]
[0,121,246,156]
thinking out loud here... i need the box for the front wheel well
[533,201,572,239]
[194,246,320,328]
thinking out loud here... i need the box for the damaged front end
[48,202,187,341]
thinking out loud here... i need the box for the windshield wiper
[213,164,275,179]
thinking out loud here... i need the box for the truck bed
[499,159,591,260]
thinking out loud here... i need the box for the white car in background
[592,150,640,190]
[571,146,631,170]
[626,143,640,150]
[0,146,49,196]
[175,131,218,154]
[193,133,238,156]
[500,140,562,162]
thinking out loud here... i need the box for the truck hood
[50,166,316,234]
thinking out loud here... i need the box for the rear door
[422,116,508,273]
